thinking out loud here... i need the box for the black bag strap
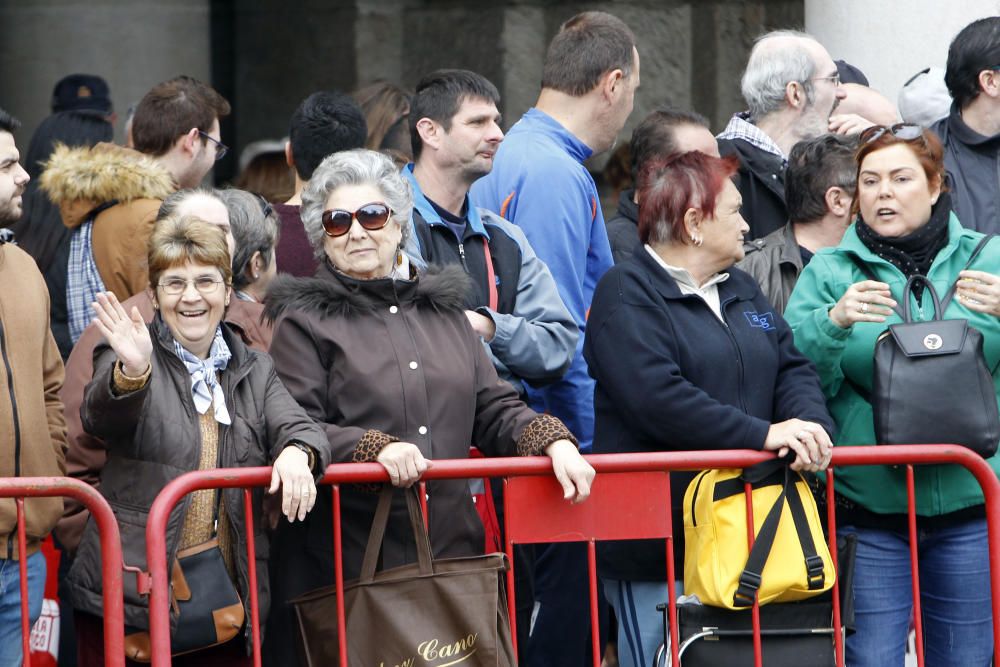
[847,233,995,320]
[360,486,434,582]
[847,254,904,319]
[732,467,825,608]
[941,233,995,312]
[901,275,943,322]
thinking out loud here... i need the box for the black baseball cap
[51,74,113,114]
[835,60,869,87]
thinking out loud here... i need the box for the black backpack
[849,236,1000,457]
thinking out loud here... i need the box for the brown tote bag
[290,486,517,667]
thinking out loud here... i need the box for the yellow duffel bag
[683,461,835,610]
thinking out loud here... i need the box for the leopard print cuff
[516,414,578,456]
[112,360,151,396]
[352,430,397,463]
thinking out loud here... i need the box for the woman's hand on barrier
[765,420,833,472]
[956,270,1000,316]
[828,280,896,328]
[91,291,152,376]
[545,439,595,504]
[270,446,316,522]
[377,442,431,488]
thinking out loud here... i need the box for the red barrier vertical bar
[587,541,600,667]
[744,483,762,667]
[419,481,429,530]
[242,489,262,667]
[825,469,845,667]
[16,498,31,667]
[502,478,519,657]
[906,466,925,667]
[664,473,680,667]
[332,484,348,667]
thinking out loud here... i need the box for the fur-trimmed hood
[265,261,471,323]
[40,142,175,229]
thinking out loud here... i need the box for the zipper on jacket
[713,302,749,414]
[0,319,22,559]
[457,242,470,273]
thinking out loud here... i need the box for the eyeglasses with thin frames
[808,73,841,86]
[198,130,229,161]
[157,276,226,295]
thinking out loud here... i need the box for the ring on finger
[859,301,869,314]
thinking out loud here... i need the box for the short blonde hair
[148,215,233,289]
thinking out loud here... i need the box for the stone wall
[0,0,805,183]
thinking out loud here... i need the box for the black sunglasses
[321,202,393,237]
[859,123,924,145]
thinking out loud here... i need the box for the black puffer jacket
[718,137,787,240]
[66,315,329,644]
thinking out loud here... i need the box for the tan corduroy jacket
[0,242,67,558]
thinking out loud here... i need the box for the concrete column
[806,0,1000,111]
[0,0,211,146]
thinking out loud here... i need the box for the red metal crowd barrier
[143,445,1000,667]
[0,476,126,667]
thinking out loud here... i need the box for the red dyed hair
[855,126,946,192]
[637,152,740,245]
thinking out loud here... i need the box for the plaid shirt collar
[717,111,786,160]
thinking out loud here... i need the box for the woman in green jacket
[785,124,1000,667]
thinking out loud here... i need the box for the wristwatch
[285,441,316,471]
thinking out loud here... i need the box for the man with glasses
[41,75,231,347]
[931,16,1000,234]
[717,30,847,239]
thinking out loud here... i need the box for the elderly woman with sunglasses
[67,216,330,666]
[785,123,1000,666]
[261,148,594,664]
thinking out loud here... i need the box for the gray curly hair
[300,148,412,261]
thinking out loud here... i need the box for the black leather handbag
[124,498,245,662]
[850,236,1000,457]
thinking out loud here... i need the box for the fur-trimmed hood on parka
[265,261,471,323]
[39,142,175,229]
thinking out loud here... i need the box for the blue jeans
[840,520,993,667]
[0,551,46,667]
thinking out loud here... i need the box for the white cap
[238,138,288,172]
[898,67,951,128]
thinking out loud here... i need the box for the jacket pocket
[228,415,266,465]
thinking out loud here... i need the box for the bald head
[157,189,234,256]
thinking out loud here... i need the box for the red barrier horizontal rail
[144,445,1000,667]
[0,476,126,667]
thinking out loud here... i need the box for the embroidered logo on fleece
[744,311,775,331]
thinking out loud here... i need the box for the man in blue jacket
[472,11,639,667]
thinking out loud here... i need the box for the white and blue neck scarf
[172,327,232,425]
